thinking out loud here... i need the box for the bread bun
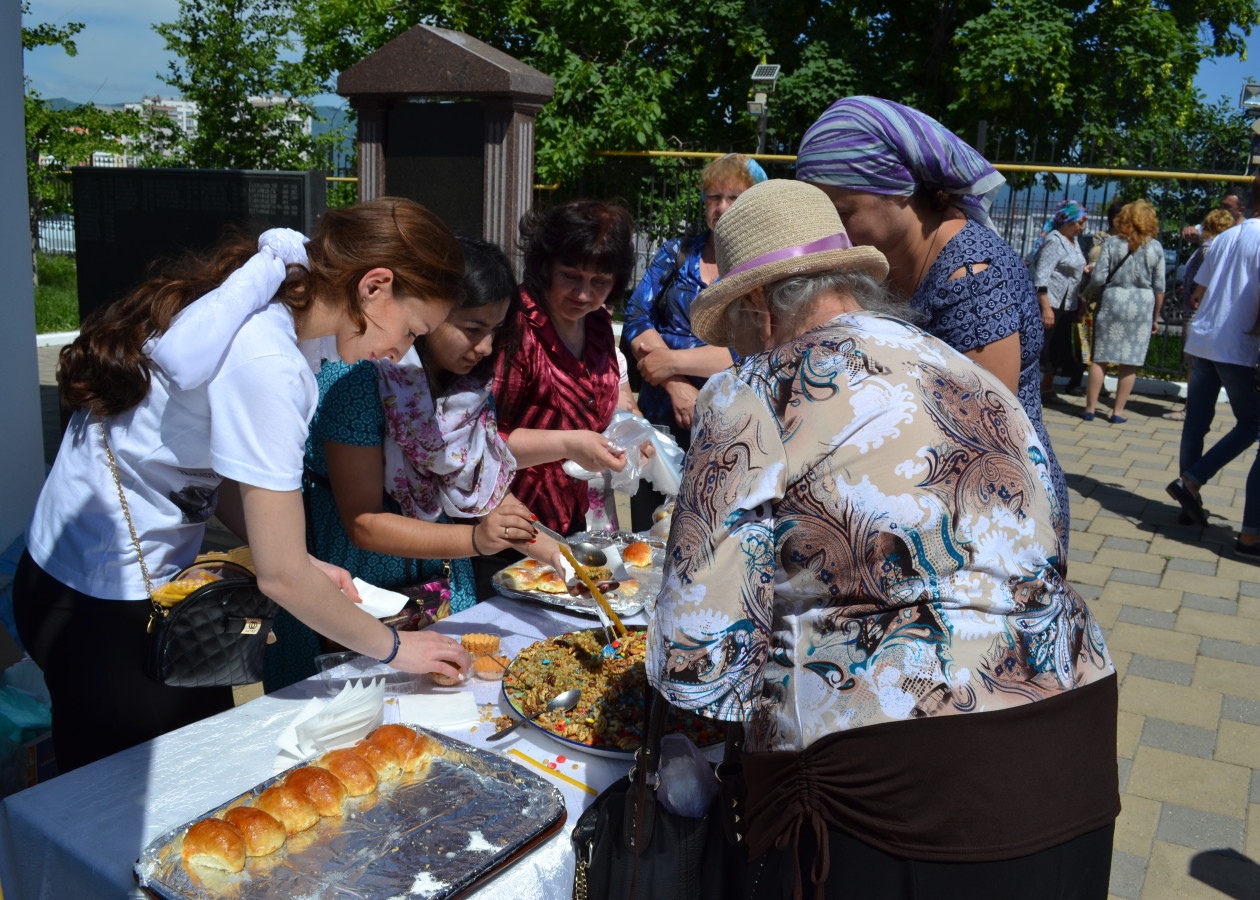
[534,570,568,593]
[222,806,286,857]
[368,723,440,775]
[284,765,348,817]
[461,633,500,655]
[181,818,246,873]
[252,785,319,835]
[622,541,652,568]
[351,738,403,780]
[615,578,640,597]
[473,654,509,681]
[501,567,540,591]
[317,749,378,797]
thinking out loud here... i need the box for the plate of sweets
[491,532,664,617]
[498,626,724,760]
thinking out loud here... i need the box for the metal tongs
[529,522,628,647]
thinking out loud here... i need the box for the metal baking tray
[490,531,664,617]
[134,727,565,900]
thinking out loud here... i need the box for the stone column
[353,100,387,202]
[482,100,543,274]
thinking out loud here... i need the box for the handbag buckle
[240,618,263,635]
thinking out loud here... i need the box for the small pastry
[252,785,319,835]
[473,654,510,681]
[181,818,246,873]
[222,806,286,857]
[461,633,501,656]
[317,749,378,797]
[351,737,403,781]
[284,766,348,817]
[622,541,653,568]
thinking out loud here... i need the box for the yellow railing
[329,153,1250,193]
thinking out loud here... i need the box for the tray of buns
[134,724,564,900]
[491,531,664,617]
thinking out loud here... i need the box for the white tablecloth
[0,596,648,900]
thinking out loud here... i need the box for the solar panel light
[1241,83,1260,111]
[751,64,781,88]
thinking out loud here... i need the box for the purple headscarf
[796,96,1005,231]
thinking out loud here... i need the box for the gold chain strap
[98,422,163,631]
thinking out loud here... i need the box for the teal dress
[263,358,477,692]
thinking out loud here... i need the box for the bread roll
[351,738,403,780]
[368,724,418,768]
[534,570,568,593]
[222,806,286,857]
[615,578,641,597]
[284,765,348,817]
[317,749,378,797]
[252,785,319,835]
[501,567,540,591]
[181,818,246,873]
[622,541,652,568]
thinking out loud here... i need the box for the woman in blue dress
[796,96,1070,564]
[622,153,766,530]
[266,238,553,690]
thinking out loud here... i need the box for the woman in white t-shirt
[14,198,525,771]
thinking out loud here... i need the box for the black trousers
[13,551,233,773]
[747,822,1114,900]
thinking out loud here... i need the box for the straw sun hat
[690,179,889,347]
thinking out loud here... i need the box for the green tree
[291,0,1260,185]
[153,0,340,170]
[22,2,143,283]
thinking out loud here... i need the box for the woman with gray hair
[648,180,1117,899]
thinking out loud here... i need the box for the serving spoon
[487,688,582,741]
[530,520,609,567]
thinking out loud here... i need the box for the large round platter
[500,627,723,760]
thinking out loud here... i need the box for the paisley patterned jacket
[647,311,1113,752]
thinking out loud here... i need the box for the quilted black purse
[572,697,746,900]
[101,424,278,688]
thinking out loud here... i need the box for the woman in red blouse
[493,200,636,534]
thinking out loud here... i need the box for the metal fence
[33,138,1252,378]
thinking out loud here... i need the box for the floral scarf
[374,357,516,522]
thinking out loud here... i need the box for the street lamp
[1241,83,1260,175]
[747,64,780,154]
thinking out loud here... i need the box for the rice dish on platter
[501,628,723,752]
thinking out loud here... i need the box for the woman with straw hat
[648,180,1118,899]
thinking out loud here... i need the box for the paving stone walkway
[34,346,1260,898]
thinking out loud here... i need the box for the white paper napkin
[352,578,410,618]
[383,691,479,730]
[275,678,385,770]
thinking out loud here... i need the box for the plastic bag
[562,410,684,497]
[657,733,719,817]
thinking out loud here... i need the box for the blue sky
[20,1,1260,113]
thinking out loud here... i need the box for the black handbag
[572,697,746,900]
[100,423,278,688]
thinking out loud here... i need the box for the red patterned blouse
[493,290,620,534]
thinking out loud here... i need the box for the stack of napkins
[276,678,385,769]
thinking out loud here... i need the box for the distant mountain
[42,97,127,112]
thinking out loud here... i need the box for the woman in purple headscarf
[1034,200,1091,401]
[797,96,1070,561]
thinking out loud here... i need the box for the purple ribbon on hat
[723,232,855,279]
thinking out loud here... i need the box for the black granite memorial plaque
[385,102,483,239]
[72,168,325,321]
